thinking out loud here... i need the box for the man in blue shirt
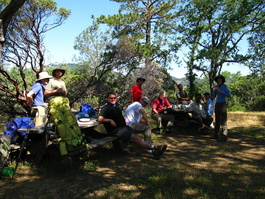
[212,75,231,141]
[203,92,214,117]
[27,72,63,126]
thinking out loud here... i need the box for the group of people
[26,71,230,161]
[26,69,67,126]
[26,72,168,160]
[129,75,231,142]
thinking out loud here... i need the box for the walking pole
[12,109,37,178]
[12,121,32,178]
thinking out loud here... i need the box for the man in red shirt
[129,77,145,102]
[151,91,175,134]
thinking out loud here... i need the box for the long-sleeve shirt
[213,84,231,103]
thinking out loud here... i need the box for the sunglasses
[108,97,116,99]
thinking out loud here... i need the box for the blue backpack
[79,104,97,117]
[4,117,34,143]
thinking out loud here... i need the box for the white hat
[36,72,53,81]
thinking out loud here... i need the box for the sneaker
[152,144,167,160]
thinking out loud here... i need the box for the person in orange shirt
[129,77,145,103]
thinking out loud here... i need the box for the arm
[44,88,63,97]
[26,91,34,106]
[98,115,116,127]
[139,108,150,125]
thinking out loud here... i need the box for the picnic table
[165,107,198,127]
[15,118,118,158]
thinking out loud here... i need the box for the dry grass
[228,111,265,127]
[0,112,264,199]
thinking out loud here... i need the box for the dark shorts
[110,126,134,142]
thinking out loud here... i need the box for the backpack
[79,104,97,117]
[4,117,34,143]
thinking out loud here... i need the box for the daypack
[4,117,34,143]
[79,104,97,117]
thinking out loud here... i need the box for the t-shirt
[152,97,171,113]
[131,84,142,102]
[186,100,207,118]
[99,103,126,133]
[31,82,46,107]
[124,102,143,126]
[46,78,67,96]
[206,98,214,116]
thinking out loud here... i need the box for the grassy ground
[0,112,265,199]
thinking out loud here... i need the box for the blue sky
[44,0,251,78]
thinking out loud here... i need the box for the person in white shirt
[186,93,213,134]
[124,96,152,143]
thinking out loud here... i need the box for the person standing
[98,92,167,160]
[129,77,145,103]
[27,72,63,126]
[212,75,231,141]
[124,96,152,144]
[46,68,67,98]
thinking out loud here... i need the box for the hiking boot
[152,144,167,160]
[210,133,218,139]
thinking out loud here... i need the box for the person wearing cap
[46,68,67,98]
[129,77,146,103]
[98,92,167,160]
[124,96,152,143]
[27,72,63,126]
[151,91,175,134]
[212,75,231,141]
[203,92,214,117]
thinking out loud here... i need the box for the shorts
[110,126,134,142]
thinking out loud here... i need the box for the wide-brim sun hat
[52,69,66,77]
[36,72,53,81]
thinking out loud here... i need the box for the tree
[98,0,179,70]
[178,0,265,96]
[0,0,26,59]
[0,0,70,117]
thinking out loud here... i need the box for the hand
[110,119,116,127]
[56,88,63,93]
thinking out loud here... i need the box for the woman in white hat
[27,72,63,126]
[46,69,67,98]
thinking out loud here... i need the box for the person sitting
[124,96,152,144]
[176,84,191,105]
[203,92,214,117]
[98,92,167,160]
[27,72,63,126]
[185,93,213,134]
[151,91,175,134]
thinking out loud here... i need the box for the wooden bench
[16,118,118,155]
